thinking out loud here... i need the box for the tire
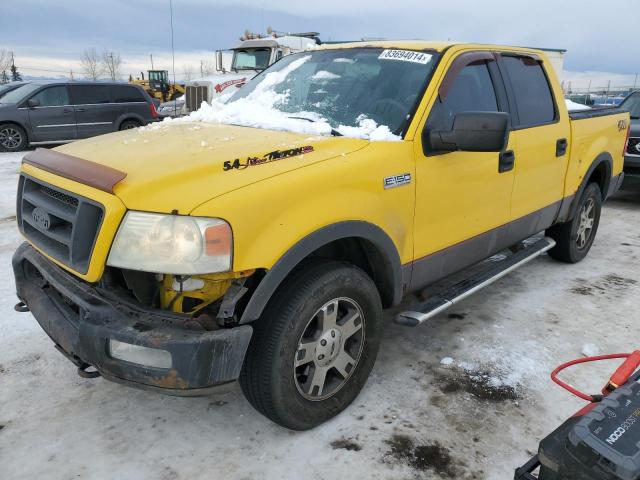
[119,119,141,130]
[0,123,28,152]
[239,260,383,430]
[546,182,602,263]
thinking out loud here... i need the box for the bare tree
[0,49,12,83]
[0,50,11,71]
[182,64,194,81]
[200,59,216,77]
[80,48,103,81]
[102,49,122,81]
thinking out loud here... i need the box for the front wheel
[0,123,28,152]
[119,119,141,130]
[239,261,382,430]
[546,182,602,263]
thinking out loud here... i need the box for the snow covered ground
[1,150,639,479]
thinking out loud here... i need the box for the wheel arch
[239,221,404,324]
[556,152,612,223]
[116,114,145,130]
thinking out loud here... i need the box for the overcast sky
[2,0,638,87]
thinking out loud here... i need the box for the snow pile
[167,55,401,142]
[442,341,547,392]
[565,99,591,111]
[582,343,600,357]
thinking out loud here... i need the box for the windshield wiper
[287,116,342,136]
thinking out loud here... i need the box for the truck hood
[190,72,253,96]
[53,122,368,213]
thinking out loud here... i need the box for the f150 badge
[384,173,411,189]
[224,145,314,171]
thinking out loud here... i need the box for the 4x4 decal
[223,145,314,171]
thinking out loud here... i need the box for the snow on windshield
[311,70,341,80]
[170,55,401,141]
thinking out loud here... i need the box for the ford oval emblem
[636,142,640,153]
[32,207,51,230]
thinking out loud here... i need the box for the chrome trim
[36,124,76,128]
[29,140,75,145]
[18,105,74,110]
[77,122,112,126]
[395,237,556,326]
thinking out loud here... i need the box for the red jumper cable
[551,350,640,402]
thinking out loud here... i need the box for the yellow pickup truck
[12,41,629,430]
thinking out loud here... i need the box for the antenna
[169,0,176,96]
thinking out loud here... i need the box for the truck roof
[317,40,564,56]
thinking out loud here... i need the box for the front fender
[239,221,403,323]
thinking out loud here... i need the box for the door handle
[556,138,568,157]
[499,150,515,173]
[75,108,86,113]
[63,108,74,114]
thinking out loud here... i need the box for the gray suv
[0,81,158,152]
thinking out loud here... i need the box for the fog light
[109,340,172,369]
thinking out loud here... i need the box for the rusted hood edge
[23,148,127,194]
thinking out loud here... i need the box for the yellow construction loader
[130,70,184,102]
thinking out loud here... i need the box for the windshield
[232,48,272,71]
[0,83,40,104]
[621,92,640,119]
[228,48,438,137]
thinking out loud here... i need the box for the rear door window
[113,86,146,103]
[30,86,69,107]
[71,85,111,105]
[502,56,556,127]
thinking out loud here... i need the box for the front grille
[627,137,640,156]
[185,85,208,112]
[17,175,104,274]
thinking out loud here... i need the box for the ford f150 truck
[12,41,629,430]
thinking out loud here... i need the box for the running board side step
[394,237,556,327]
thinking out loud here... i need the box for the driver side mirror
[27,99,40,108]
[426,111,510,153]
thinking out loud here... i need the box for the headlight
[107,211,232,274]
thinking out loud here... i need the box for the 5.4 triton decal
[223,145,314,171]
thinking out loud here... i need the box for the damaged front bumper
[12,243,252,395]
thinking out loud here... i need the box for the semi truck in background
[183,29,320,113]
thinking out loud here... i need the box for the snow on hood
[164,55,401,142]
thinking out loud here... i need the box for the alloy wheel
[0,127,22,149]
[576,198,595,249]
[294,297,365,401]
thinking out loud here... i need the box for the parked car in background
[0,81,158,152]
[0,81,29,100]
[620,91,640,190]
[157,95,184,118]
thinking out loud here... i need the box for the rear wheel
[119,119,141,130]
[0,124,27,152]
[546,182,602,263]
[239,261,382,430]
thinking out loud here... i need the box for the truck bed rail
[568,106,625,121]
